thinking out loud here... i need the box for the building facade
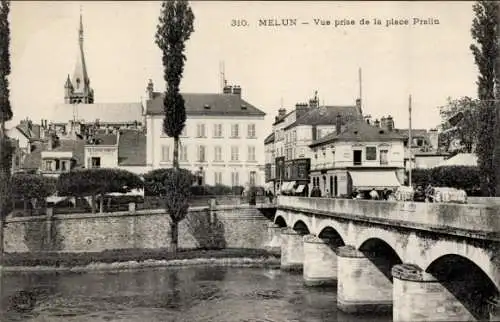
[145,82,266,187]
[309,119,405,197]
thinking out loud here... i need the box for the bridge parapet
[277,196,500,240]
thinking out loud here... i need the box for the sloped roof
[394,128,429,139]
[284,105,360,130]
[264,132,275,145]
[15,122,41,141]
[86,133,118,146]
[21,138,86,170]
[145,92,266,117]
[310,119,404,147]
[437,153,478,167]
[50,103,143,124]
[118,130,146,166]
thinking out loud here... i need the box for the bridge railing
[277,196,500,237]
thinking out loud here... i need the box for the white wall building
[144,82,266,187]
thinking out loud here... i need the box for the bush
[407,166,481,195]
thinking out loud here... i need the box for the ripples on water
[0,267,392,322]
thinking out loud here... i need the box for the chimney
[232,85,241,96]
[146,79,154,99]
[309,98,319,109]
[278,108,287,117]
[295,103,309,119]
[386,115,394,131]
[428,128,439,150]
[374,119,380,128]
[336,114,342,134]
[380,116,387,129]
[48,133,56,150]
[223,85,233,94]
[356,98,362,115]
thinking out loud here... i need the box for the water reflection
[0,267,392,322]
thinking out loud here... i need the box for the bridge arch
[358,237,403,281]
[315,220,348,244]
[292,219,310,234]
[318,226,345,248]
[274,215,287,228]
[425,254,499,320]
[354,227,405,262]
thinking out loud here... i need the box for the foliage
[57,168,143,213]
[437,97,480,153]
[11,173,56,200]
[470,0,499,196]
[408,166,481,194]
[155,0,194,169]
[0,0,12,123]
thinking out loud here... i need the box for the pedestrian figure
[369,188,379,200]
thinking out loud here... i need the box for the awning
[295,185,305,193]
[349,171,401,190]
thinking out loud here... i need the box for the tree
[162,168,192,253]
[437,97,480,153]
[0,0,12,265]
[470,0,499,196]
[155,0,194,170]
[11,174,56,215]
[155,0,194,253]
[57,169,143,213]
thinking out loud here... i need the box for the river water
[0,266,392,322]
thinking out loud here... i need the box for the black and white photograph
[0,1,498,321]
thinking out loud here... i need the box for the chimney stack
[374,119,380,128]
[146,79,154,100]
[386,115,394,131]
[223,85,233,94]
[295,103,309,119]
[278,108,287,117]
[336,114,342,135]
[309,98,319,109]
[232,85,241,96]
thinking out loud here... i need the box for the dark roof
[145,92,266,117]
[264,132,275,145]
[284,105,360,130]
[310,119,404,147]
[87,133,118,146]
[394,128,429,139]
[118,130,146,166]
[272,109,294,125]
[16,122,41,141]
[21,138,86,170]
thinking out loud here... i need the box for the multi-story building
[144,82,266,187]
[309,118,405,197]
[264,94,362,194]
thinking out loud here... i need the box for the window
[248,146,256,161]
[249,171,256,186]
[213,124,223,138]
[44,160,53,171]
[353,150,362,165]
[180,145,188,162]
[366,147,377,161]
[214,172,223,185]
[231,172,239,186]
[91,157,101,168]
[61,160,67,171]
[214,146,222,161]
[196,124,206,138]
[247,124,256,138]
[231,146,239,161]
[198,145,206,162]
[231,124,239,138]
[380,150,388,165]
[161,145,170,162]
[55,159,60,170]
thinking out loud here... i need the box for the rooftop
[284,105,360,130]
[145,92,266,117]
[50,103,144,124]
[22,138,86,170]
[264,132,275,145]
[118,129,146,166]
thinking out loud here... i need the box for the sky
[9,1,478,136]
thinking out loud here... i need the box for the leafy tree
[11,174,56,215]
[0,0,12,264]
[57,168,143,213]
[155,0,194,253]
[470,0,498,196]
[155,0,194,169]
[162,168,192,253]
[437,97,480,153]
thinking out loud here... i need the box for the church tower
[64,11,94,104]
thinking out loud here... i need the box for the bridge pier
[265,223,282,254]
[280,227,305,271]
[337,245,393,314]
[303,235,338,286]
[392,263,476,322]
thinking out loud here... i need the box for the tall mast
[408,94,413,187]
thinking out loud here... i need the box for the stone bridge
[266,196,500,321]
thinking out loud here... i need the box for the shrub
[407,166,481,194]
[11,173,56,215]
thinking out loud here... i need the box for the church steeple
[64,9,94,104]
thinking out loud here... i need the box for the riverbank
[1,248,281,272]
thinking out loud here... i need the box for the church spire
[65,8,94,104]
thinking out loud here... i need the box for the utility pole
[408,95,413,187]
